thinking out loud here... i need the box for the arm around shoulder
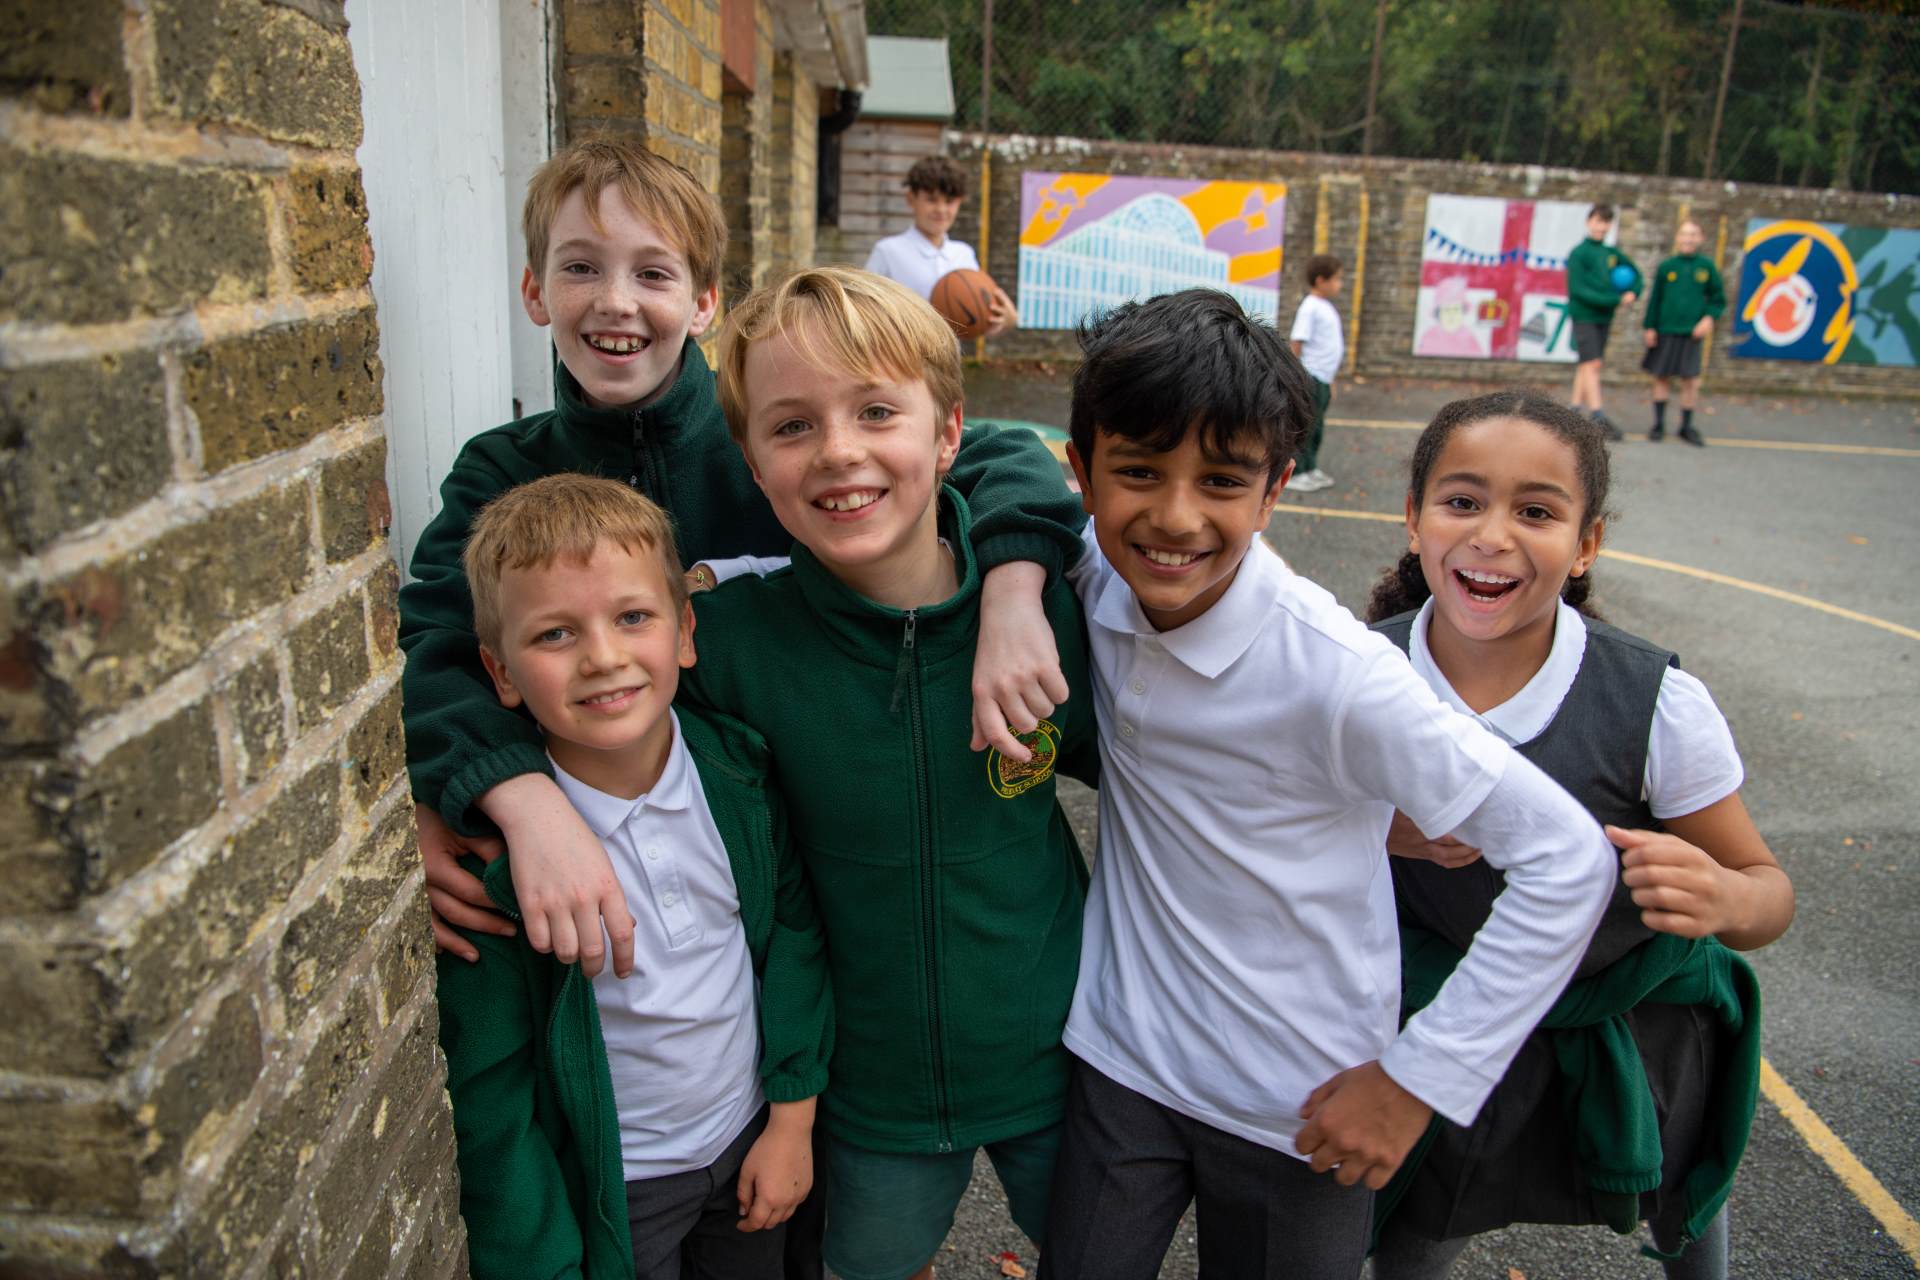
[946,423,1086,578]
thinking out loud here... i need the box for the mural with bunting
[1729,219,1920,367]
[1412,194,1612,363]
[1016,173,1286,329]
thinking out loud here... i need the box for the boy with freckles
[686,267,1097,1280]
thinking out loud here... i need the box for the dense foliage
[870,0,1920,194]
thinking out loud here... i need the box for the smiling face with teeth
[1069,427,1288,632]
[1407,415,1602,675]
[479,539,697,800]
[521,184,720,410]
[739,329,963,608]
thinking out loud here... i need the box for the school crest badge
[988,719,1060,798]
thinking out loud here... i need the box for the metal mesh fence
[864,0,1920,194]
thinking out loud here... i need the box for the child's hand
[736,1100,815,1231]
[1691,317,1714,341]
[1385,809,1482,868]
[1295,1061,1433,1189]
[986,285,1018,336]
[1610,824,1750,941]
[418,802,513,961]
[1644,328,1658,348]
[1620,291,1638,307]
[480,773,636,978]
[970,561,1069,763]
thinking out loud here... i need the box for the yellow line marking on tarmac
[1760,1059,1920,1270]
[1327,416,1920,458]
[1268,506,1920,642]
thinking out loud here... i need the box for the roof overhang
[767,0,869,90]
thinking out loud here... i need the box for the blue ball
[1610,264,1636,291]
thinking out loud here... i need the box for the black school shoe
[1591,410,1624,442]
[1648,423,1666,442]
[1679,424,1706,447]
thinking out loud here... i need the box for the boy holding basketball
[1565,203,1641,439]
[865,155,1017,335]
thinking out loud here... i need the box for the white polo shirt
[1064,528,1614,1153]
[1406,598,1745,818]
[863,227,981,300]
[1289,293,1345,383]
[551,713,764,1180]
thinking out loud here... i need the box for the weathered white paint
[501,0,558,423]
[348,0,553,574]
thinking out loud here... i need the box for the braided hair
[1364,391,1613,624]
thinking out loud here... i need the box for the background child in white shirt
[1042,289,1616,1280]
[1364,391,1793,1280]
[864,154,1016,333]
[1286,253,1345,493]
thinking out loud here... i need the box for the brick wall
[1,2,462,1276]
[951,133,1920,397]
[816,117,945,267]
[720,0,776,297]
[558,0,726,188]
[769,54,820,274]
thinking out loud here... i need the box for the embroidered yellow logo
[988,719,1060,798]
[1668,270,1679,282]
[1695,269,1710,284]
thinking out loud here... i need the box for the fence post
[975,145,993,363]
[1362,0,1388,157]
[980,0,994,135]
[1703,0,1744,179]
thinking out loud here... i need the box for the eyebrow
[1433,471,1576,502]
[1105,441,1265,470]
[549,239,679,261]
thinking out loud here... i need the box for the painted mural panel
[1016,173,1286,329]
[1412,195,1613,363]
[1729,219,1920,367]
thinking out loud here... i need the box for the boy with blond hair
[684,266,1096,1280]
[399,135,1085,982]
[437,473,832,1279]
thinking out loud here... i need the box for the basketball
[1610,263,1636,291]
[930,268,1000,340]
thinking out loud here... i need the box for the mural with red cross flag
[1412,194,1614,363]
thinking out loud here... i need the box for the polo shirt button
[661,892,678,908]
[645,845,661,861]
[1129,679,1146,695]
[1120,723,1136,738]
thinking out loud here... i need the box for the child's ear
[676,599,698,669]
[687,281,721,339]
[1404,491,1421,554]
[737,439,766,492]
[520,266,551,328]
[935,401,963,473]
[1258,461,1293,519]
[1065,441,1097,516]
[478,644,523,708]
[1570,516,1605,578]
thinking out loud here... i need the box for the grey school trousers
[1040,1056,1374,1280]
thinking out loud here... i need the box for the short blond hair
[713,267,965,446]
[522,135,727,293]
[464,474,687,651]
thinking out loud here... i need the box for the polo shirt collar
[905,227,950,256]
[548,711,694,839]
[1407,598,1586,745]
[1088,531,1279,679]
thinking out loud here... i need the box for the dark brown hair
[1587,203,1615,223]
[1364,390,1612,624]
[904,156,968,199]
[1306,254,1342,286]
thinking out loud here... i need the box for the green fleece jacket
[679,487,1097,1155]
[1567,237,1644,324]
[1390,926,1760,1254]
[398,345,1086,834]
[435,706,833,1280]
[1644,253,1728,335]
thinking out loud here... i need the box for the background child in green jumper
[1566,204,1641,440]
[400,136,1086,980]
[1642,220,1727,446]
[439,475,832,1280]
[691,267,1098,1280]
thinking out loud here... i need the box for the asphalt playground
[925,369,1920,1279]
